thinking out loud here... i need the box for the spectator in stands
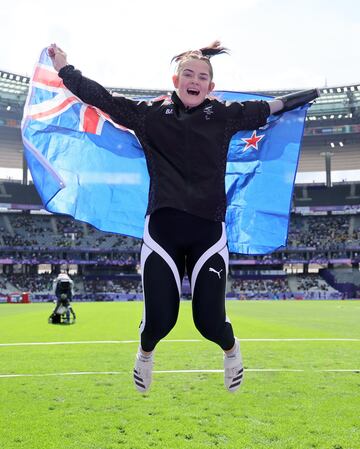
[48,41,318,394]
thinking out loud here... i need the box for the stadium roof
[1,68,360,121]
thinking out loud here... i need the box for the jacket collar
[171,91,211,112]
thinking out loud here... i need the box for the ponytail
[171,40,229,63]
[171,41,229,80]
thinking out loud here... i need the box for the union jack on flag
[26,61,130,135]
[22,48,310,254]
[22,48,150,239]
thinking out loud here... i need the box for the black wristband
[274,88,319,114]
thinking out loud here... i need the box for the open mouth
[187,88,200,96]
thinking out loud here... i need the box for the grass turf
[0,300,359,449]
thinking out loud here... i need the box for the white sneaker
[224,338,244,393]
[133,350,153,393]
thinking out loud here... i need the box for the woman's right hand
[48,44,68,72]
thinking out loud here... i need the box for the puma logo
[209,267,223,279]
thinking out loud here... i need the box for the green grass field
[0,300,359,449]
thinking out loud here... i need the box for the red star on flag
[241,130,265,151]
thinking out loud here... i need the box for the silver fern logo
[203,105,214,120]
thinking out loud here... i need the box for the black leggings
[139,208,235,352]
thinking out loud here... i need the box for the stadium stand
[1,68,360,301]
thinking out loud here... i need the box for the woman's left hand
[48,43,68,72]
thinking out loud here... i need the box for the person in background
[53,272,75,323]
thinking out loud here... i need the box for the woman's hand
[48,44,68,72]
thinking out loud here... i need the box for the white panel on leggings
[139,243,153,335]
[143,215,182,296]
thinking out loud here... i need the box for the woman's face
[172,59,215,108]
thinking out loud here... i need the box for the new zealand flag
[22,49,309,254]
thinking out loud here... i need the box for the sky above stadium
[2,0,360,92]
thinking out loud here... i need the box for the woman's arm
[48,43,118,111]
[47,44,144,130]
[267,89,320,115]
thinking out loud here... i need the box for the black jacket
[59,66,270,222]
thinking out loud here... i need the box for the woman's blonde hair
[171,41,229,80]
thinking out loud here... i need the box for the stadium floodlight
[339,142,344,147]
[6,105,11,111]
[337,88,342,93]
[330,142,335,148]
[350,86,355,91]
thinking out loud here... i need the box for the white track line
[0,339,201,347]
[0,368,359,379]
[0,338,359,347]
